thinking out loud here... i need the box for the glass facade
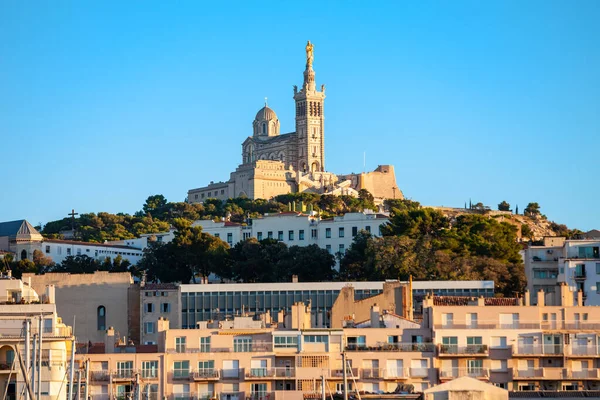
[181,286,494,328]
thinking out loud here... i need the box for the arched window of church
[97,306,106,331]
[262,123,266,134]
[21,250,27,260]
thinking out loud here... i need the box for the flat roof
[181,280,494,293]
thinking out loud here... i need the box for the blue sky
[1,1,598,230]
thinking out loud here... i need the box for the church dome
[253,105,280,137]
[255,106,278,121]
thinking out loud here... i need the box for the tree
[381,207,448,239]
[498,201,510,211]
[524,202,541,217]
[521,224,533,240]
[339,232,372,280]
[53,255,100,274]
[143,195,168,215]
[32,249,55,272]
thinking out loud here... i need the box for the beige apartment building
[76,284,600,399]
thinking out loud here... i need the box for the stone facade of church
[187,41,403,204]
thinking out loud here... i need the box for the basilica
[187,41,402,203]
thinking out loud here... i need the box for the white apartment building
[193,211,388,258]
[41,239,144,265]
[524,237,600,306]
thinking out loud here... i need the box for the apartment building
[524,237,600,305]
[140,283,180,345]
[424,283,600,391]
[193,210,388,258]
[0,273,74,400]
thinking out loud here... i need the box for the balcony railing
[90,371,110,382]
[439,345,488,355]
[247,393,274,400]
[246,368,276,378]
[219,392,244,400]
[513,368,563,379]
[381,368,408,379]
[435,319,600,330]
[569,369,600,379]
[0,359,16,371]
[345,343,435,352]
[409,368,429,378]
[360,368,382,379]
[439,368,488,379]
[112,370,135,379]
[192,369,219,380]
[273,367,295,378]
[170,371,191,380]
[570,346,600,356]
[330,368,359,378]
[514,345,563,355]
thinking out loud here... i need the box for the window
[97,306,106,331]
[200,337,211,352]
[352,227,358,236]
[57,247,62,255]
[299,230,305,240]
[339,227,345,238]
[194,194,198,200]
[325,228,331,238]
[221,190,225,195]
[161,303,171,313]
[338,244,345,255]
[142,361,158,378]
[146,303,154,313]
[214,233,220,238]
[66,248,71,256]
[267,231,273,239]
[491,337,507,349]
[227,233,233,244]
[289,230,294,241]
[116,361,133,379]
[347,336,366,350]
[175,337,186,353]
[365,226,371,233]
[596,263,600,274]
[274,336,298,348]
[257,232,263,241]
[304,335,327,343]
[278,231,284,241]
[234,337,253,352]
[326,245,332,254]
[77,248,81,256]
[173,361,190,378]
[311,229,318,238]
[467,359,483,375]
[596,283,600,294]
[144,322,155,334]
[198,360,215,377]
[579,246,600,259]
[45,245,50,254]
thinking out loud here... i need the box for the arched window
[20,250,27,260]
[97,306,106,331]
[262,123,266,134]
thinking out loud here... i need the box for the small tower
[294,40,325,173]
[252,100,280,138]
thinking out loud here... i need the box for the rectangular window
[339,227,345,238]
[175,337,186,353]
[45,245,50,254]
[278,231,284,241]
[365,226,371,233]
[234,337,253,352]
[338,244,345,255]
[596,283,600,294]
[144,322,155,334]
[304,335,328,343]
[116,361,133,379]
[326,245,332,254]
[267,231,273,239]
[227,233,233,244]
[66,248,71,256]
[257,232,263,241]
[274,336,298,348]
[596,263,600,274]
[200,337,211,352]
[299,230,305,240]
[146,303,154,313]
[142,361,158,378]
[161,303,170,313]
[491,337,507,349]
[173,361,190,378]
[347,336,366,350]
[57,247,62,255]
[214,233,219,238]
[491,360,507,372]
[325,228,331,238]
[288,230,294,241]
[311,229,318,238]
[352,227,358,236]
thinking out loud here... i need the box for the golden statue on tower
[306,40,314,67]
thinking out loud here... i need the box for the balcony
[569,369,600,379]
[514,345,564,356]
[218,392,244,400]
[170,371,191,381]
[90,371,110,382]
[409,368,429,378]
[439,368,489,380]
[345,343,435,352]
[439,344,488,356]
[192,369,219,380]
[570,346,600,357]
[141,370,159,380]
[513,368,564,380]
[0,359,16,373]
[112,370,135,381]
[330,368,359,379]
[381,368,408,379]
[245,368,276,379]
[360,368,382,379]
[247,393,274,400]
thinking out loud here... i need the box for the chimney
[370,304,380,328]
[7,270,12,278]
[292,275,299,283]
[524,290,530,306]
[537,289,545,307]
[157,317,170,333]
[105,327,116,354]
[559,282,573,307]
[45,285,55,304]
[477,296,485,306]
[577,290,583,307]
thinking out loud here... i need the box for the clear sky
[1,1,599,230]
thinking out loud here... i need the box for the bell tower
[294,40,326,173]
